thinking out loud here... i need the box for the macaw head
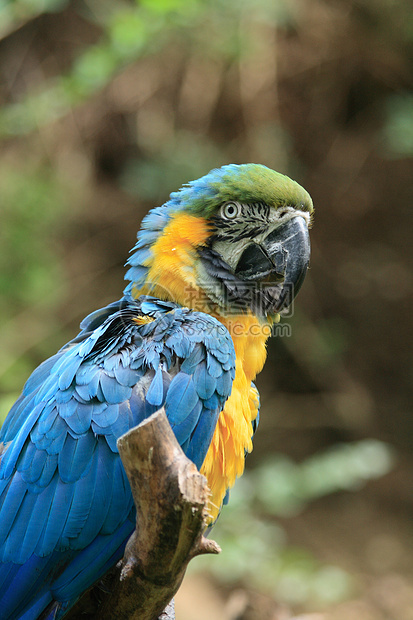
[124,163,313,321]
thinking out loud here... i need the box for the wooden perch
[67,407,220,620]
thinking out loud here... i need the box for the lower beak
[234,215,311,313]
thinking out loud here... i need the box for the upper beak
[234,215,311,313]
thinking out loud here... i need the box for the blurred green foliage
[384,94,413,156]
[194,440,394,607]
[0,158,80,425]
[121,131,225,201]
[0,0,295,136]
[0,162,67,310]
[249,440,394,516]
[0,0,67,37]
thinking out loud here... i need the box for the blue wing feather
[185,408,220,468]
[170,400,203,445]
[17,441,40,474]
[18,482,59,562]
[58,433,96,483]
[145,366,164,406]
[180,343,205,373]
[0,296,235,618]
[165,373,199,425]
[0,475,27,546]
[193,360,217,400]
[21,448,48,483]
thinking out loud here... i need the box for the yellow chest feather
[200,315,271,522]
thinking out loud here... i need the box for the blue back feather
[0,296,236,618]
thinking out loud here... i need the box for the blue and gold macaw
[0,164,313,618]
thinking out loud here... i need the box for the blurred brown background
[0,1,412,618]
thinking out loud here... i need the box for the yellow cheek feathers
[131,212,210,305]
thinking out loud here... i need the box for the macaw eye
[221,202,241,219]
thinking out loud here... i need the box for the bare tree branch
[67,408,220,620]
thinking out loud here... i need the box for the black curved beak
[234,215,310,313]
